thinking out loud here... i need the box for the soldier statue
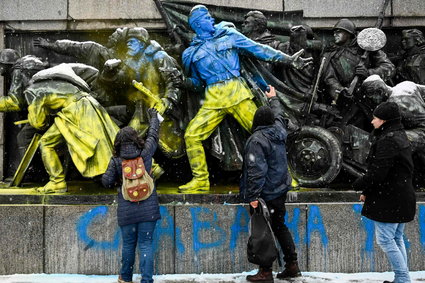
[179,5,312,192]
[396,29,425,85]
[321,18,395,128]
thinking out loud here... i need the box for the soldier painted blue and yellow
[180,5,312,192]
[24,64,119,193]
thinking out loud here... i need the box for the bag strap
[256,197,283,268]
[256,198,271,220]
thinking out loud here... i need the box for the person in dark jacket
[240,86,300,282]
[102,108,161,283]
[353,101,416,283]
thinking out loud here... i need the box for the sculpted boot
[246,268,274,283]
[276,261,301,279]
[36,181,67,194]
[37,143,67,194]
[178,143,210,192]
[178,178,210,193]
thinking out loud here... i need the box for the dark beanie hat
[373,101,401,121]
[252,106,274,131]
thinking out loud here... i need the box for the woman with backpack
[102,108,161,283]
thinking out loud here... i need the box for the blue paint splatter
[419,205,425,251]
[285,207,301,246]
[305,205,328,248]
[229,206,249,251]
[76,206,120,250]
[190,207,226,253]
[353,203,375,271]
[154,206,185,254]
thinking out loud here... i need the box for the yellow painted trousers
[184,98,257,181]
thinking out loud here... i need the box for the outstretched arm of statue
[34,37,106,62]
[232,30,313,68]
[288,49,314,70]
[33,37,52,49]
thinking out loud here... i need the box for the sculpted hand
[355,64,369,79]
[289,49,313,70]
[33,37,50,48]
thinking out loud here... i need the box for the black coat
[353,119,416,223]
[240,97,292,202]
[102,118,161,226]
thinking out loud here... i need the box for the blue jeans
[375,221,411,283]
[120,221,157,283]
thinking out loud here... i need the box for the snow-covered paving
[0,271,424,282]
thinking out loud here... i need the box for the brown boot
[117,276,133,283]
[276,261,301,279]
[246,268,274,282]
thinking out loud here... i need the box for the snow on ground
[0,271,425,283]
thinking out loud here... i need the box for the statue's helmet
[402,29,425,45]
[125,27,149,43]
[333,18,356,35]
[0,49,20,65]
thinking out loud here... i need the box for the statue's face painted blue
[127,38,144,56]
[196,12,215,34]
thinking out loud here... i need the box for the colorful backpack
[121,157,154,202]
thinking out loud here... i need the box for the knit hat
[252,106,274,131]
[373,101,401,121]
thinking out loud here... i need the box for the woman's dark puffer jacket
[353,119,416,223]
[102,119,161,226]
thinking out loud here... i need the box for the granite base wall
[1,202,424,275]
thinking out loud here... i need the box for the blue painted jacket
[182,22,291,88]
[240,97,292,202]
[102,117,161,226]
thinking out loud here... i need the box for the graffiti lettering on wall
[76,204,425,269]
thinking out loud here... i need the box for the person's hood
[254,124,286,142]
[119,142,142,160]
